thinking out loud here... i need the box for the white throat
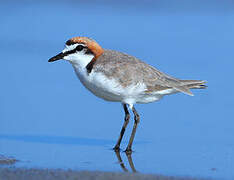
[64,53,94,70]
[62,44,95,70]
[71,54,94,69]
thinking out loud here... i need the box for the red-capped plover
[49,37,206,152]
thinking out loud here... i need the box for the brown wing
[93,49,196,96]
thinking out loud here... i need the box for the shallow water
[1,134,233,179]
[1,1,234,179]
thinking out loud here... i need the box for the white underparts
[64,50,178,105]
[72,64,177,105]
[155,88,177,95]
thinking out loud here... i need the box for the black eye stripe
[63,46,93,56]
[64,45,85,55]
[63,49,76,56]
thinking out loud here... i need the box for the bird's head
[48,37,104,68]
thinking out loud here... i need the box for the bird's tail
[180,80,207,89]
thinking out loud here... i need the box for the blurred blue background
[0,0,234,179]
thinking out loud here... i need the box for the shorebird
[48,37,206,152]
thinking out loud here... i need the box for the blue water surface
[0,1,234,179]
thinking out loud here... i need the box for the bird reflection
[114,151,137,173]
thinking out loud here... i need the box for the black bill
[48,52,65,62]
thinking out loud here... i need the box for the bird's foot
[113,145,120,152]
[124,147,133,154]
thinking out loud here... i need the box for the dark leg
[125,106,140,152]
[113,104,130,151]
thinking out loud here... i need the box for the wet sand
[0,155,208,180]
[0,168,208,180]
[0,155,18,165]
[0,154,210,180]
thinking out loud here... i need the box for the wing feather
[92,50,202,96]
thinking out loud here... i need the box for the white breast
[69,57,175,105]
[72,64,147,103]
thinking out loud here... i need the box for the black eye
[76,45,84,51]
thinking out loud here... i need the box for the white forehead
[62,43,86,53]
